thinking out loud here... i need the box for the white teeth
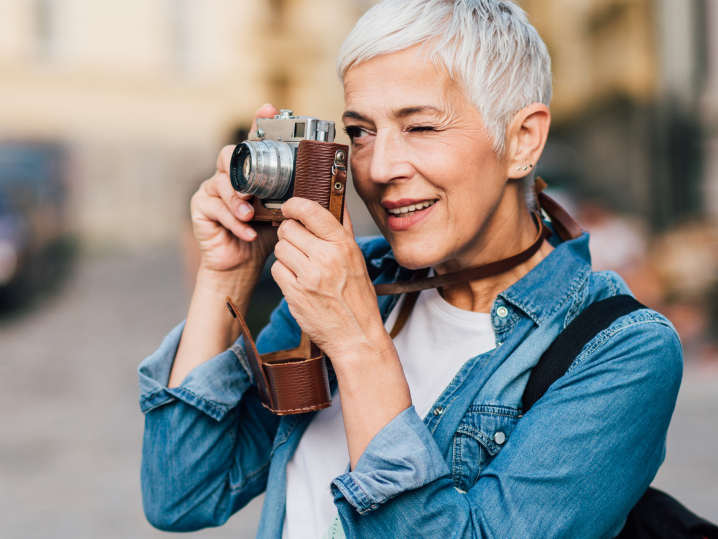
[387,199,437,215]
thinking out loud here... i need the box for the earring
[516,164,534,171]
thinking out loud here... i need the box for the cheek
[349,155,377,203]
[413,142,503,220]
[412,143,477,197]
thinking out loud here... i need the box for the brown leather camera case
[250,140,349,225]
[226,296,332,415]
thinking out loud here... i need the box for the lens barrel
[230,140,294,199]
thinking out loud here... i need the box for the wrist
[329,328,398,379]
[196,264,263,296]
[194,264,264,319]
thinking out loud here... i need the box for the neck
[433,192,553,313]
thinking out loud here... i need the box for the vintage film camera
[229,110,349,225]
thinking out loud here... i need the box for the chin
[372,221,443,271]
[388,238,445,270]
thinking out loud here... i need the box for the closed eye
[408,125,437,133]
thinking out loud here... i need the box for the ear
[504,104,551,179]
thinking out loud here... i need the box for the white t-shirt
[282,287,496,539]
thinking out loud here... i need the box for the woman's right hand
[170,104,279,388]
[190,104,279,274]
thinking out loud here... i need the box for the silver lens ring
[234,140,293,199]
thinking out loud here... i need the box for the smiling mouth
[386,199,437,218]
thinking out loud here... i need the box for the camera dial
[230,140,294,199]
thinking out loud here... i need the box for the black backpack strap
[617,487,718,539]
[522,294,646,414]
[521,294,718,538]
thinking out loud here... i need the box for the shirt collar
[370,249,396,271]
[499,233,592,325]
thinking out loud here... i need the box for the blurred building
[519,0,716,228]
[0,0,369,252]
[518,0,718,353]
[2,0,717,253]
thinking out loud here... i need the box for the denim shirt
[138,232,682,539]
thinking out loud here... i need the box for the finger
[205,169,253,202]
[276,218,325,257]
[281,197,349,243]
[274,238,310,279]
[212,172,255,222]
[216,145,236,174]
[342,205,355,237]
[270,258,298,296]
[250,104,279,134]
[194,192,257,242]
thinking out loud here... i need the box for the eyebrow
[395,105,442,118]
[342,110,370,122]
[342,105,443,122]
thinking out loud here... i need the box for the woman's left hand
[272,197,413,467]
[272,197,392,369]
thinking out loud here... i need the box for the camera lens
[230,140,294,199]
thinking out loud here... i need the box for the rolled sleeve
[331,406,450,514]
[138,321,254,421]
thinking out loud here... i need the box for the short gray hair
[337,0,552,157]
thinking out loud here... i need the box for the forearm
[333,329,413,469]
[141,392,279,531]
[169,265,262,388]
[139,314,282,531]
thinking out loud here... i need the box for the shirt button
[494,431,506,445]
[433,406,443,416]
[496,306,509,318]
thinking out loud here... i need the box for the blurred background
[0,0,716,537]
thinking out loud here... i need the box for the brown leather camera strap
[375,211,548,298]
[226,178,583,415]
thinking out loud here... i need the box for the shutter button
[496,306,509,318]
[494,431,506,445]
[433,406,443,416]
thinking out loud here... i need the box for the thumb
[249,104,278,134]
[342,204,355,237]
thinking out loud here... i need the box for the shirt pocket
[451,404,520,492]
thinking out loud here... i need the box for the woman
[139,1,682,538]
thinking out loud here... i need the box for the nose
[369,130,411,185]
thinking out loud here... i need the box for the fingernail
[246,228,257,240]
[239,203,252,217]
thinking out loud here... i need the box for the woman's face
[343,47,516,270]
